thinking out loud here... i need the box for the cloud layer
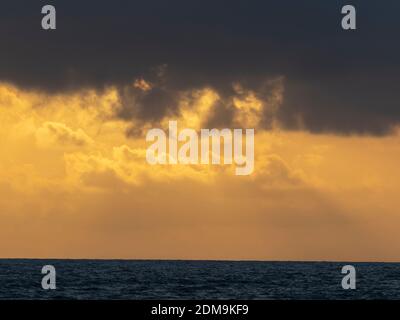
[1,1,400,260]
[0,0,399,134]
[1,82,400,260]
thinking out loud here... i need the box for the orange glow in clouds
[0,82,400,261]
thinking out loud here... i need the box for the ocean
[0,260,399,299]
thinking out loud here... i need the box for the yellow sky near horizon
[1,82,400,261]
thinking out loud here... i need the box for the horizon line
[1,257,399,264]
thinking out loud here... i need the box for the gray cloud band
[1,0,399,135]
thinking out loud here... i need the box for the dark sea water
[0,260,399,299]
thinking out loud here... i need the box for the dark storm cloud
[117,82,179,123]
[0,0,400,134]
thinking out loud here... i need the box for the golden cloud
[1,82,400,261]
[36,121,94,148]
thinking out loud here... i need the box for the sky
[1,0,400,261]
